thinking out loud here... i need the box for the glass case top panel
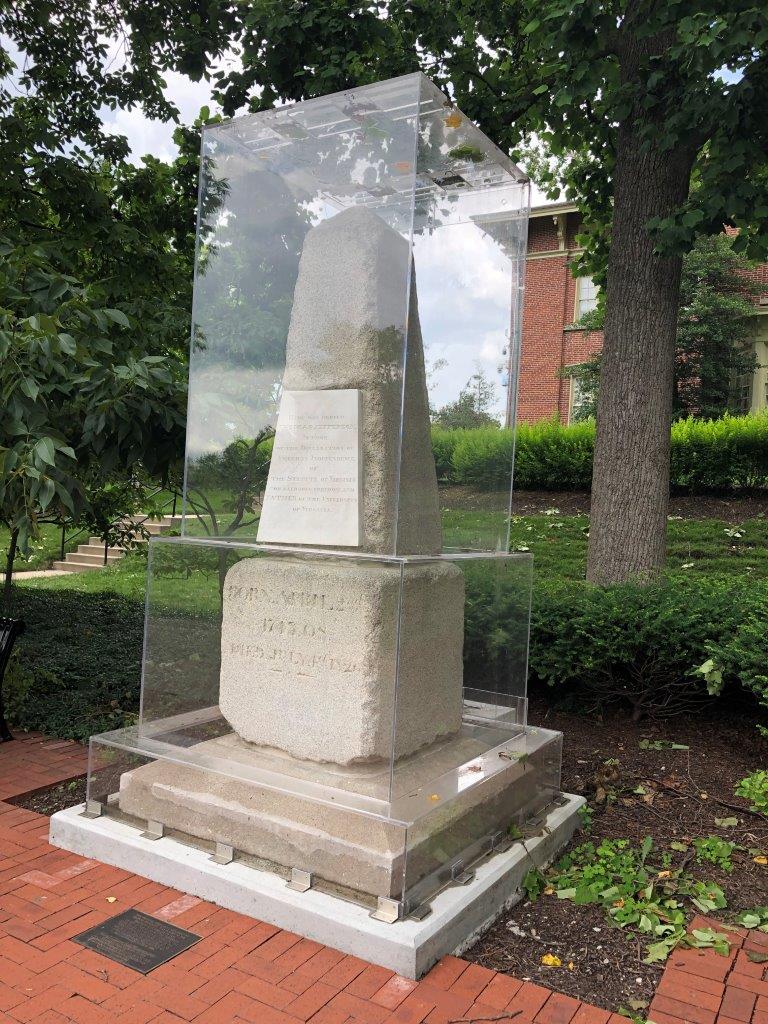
[215,73,526,212]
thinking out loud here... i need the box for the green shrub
[702,587,768,727]
[451,427,515,489]
[431,427,463,482]
[670,414,768,491]
[528,574,767,719]
[432,412,768,492]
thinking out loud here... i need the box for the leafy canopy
[0,241,185,555]
[205,0,768,278]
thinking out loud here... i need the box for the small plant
[735,771,768,815]
[577,803,594,834]
[523,836,731,964]
[693,658,724,697]
[736,907,768,932]
[693,836,735,873]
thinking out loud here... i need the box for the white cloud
[101,72,216,164]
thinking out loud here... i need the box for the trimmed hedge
[434,413,768,492]
[528,574,768,721]
[6,568,768,740]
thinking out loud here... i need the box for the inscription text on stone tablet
[257,389,361,547]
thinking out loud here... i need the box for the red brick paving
[0,734,763,1024]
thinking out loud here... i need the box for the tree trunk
[2,528,18,615]
[586,124,694,584]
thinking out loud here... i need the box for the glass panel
[138,537,403,811]
[80,76,553,914]
[183,73,529,555]
[401,727,563,911]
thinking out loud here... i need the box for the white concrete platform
[50,794,584,979]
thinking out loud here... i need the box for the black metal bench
[0,617,25,743]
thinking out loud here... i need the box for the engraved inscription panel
[257,389,361,547]
[218,557,399,763]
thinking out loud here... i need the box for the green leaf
[34,437,56,466]
[19,377,40,401]
[103,308,130,328]
[38,476,55,511]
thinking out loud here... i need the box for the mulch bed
[10,775,86,815]
[466,693,768,1011]
[443,485,768,521]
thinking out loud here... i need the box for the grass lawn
[12,511,768,600]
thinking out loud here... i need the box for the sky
[103,71,215,164]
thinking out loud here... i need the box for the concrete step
[79,543,126,557]
[64,553,122,567]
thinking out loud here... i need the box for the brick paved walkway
[0,732,88,803]
[1,734,765,1024]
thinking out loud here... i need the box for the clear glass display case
[83,73,563,918]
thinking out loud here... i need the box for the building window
[731,371,754,414]
[576,276,598,319]
[567,367,596,423]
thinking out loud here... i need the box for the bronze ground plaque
[74,909,201,973]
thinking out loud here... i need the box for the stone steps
[52,514,183,573]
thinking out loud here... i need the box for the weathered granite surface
[117,726,561,899]
[218,555,464,764]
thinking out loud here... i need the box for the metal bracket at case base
[141,820,165,841]
[450,861,475,886]
[212,842,234,865]
[370,897,401,923]
[81,800,103,819]
[490,831,514,855]
[406,902,432,922]
[553,794,569,808]
[286,868,313,893]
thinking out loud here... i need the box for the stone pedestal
[219,556,465,764]
[116,726,562,900]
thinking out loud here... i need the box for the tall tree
[675,235,761,419]
[0,6,222,585]
[203,0,768,583]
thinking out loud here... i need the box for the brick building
[518,202,768,423]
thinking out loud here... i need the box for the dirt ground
[466,694,768,1011]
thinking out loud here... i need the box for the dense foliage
[0,243,185,574]
[4,588,144,741]
[0,9,211,589]
[432,414,768,492]
[529,574,768,722]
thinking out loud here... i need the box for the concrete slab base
[50,794,584,979]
